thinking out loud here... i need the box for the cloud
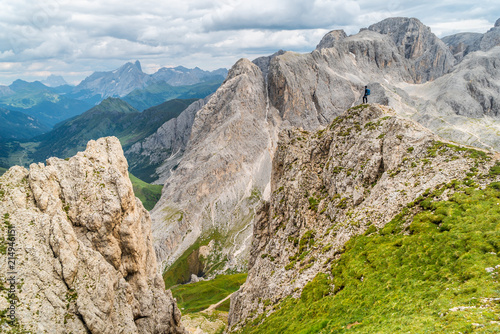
[0,0,498,85]
[201,0,360,31]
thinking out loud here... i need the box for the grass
[0,167,7,177]
[239,181,500,333]
[171,273,247,314]
[163,236,208,289]
[128,173,163,211]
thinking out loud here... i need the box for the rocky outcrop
[126,98,209,184]
[368,17,456,82]
[151,59,279,276]
[479,23,500,52]
[315,30,347,50]
[0,137,185,334]
[228,104,497,330]
[252,50,286,81]
[441,33,483,61]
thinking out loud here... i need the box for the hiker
[363,86,370,103]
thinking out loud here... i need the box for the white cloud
[0,0,498,85]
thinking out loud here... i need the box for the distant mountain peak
[42,74,68,87]
[118,61,144,73]
[495,18,500,27]
[134,60,142,71]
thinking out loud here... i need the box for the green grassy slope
[171,274,247,314]
[240,179,500,333]
[30,97,139,161]
[129,173,163,211]
[29,97,196,163]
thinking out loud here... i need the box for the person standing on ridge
[363,85,370,103]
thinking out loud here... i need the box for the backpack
[366,89,370,96]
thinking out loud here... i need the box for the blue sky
[0,0,498,85]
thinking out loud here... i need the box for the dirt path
[201,292,233,314]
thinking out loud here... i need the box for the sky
[0,0,498,86]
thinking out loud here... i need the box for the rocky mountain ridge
[443,19,500,61]
[152,17,500,283]
[0,107,49,140]
[228,104,498,330]
[0,137,185,333]
[42,75,69,88]
[151,58,279,280]
[74,61,228,100]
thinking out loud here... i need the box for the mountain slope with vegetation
[122,80,223,111]
[228,104,500,332]
[0,107,49,140]
[129,173,163,211]
[0,79,93,128]
[235,177,500,333]
[29,97,196,163]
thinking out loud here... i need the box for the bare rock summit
[0,137,185,334]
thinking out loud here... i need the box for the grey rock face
[479,25,500,52]
[151,59,278,275]
[442,33,483,61]
[496,18,500,27]
[315,30,347,50]
[74,61,152,99]
[442,19,500,61]
[368,17,456,82]
[151,66,228,86]
[268,30,411,130]
[126,98,209,184]
[0,137,185,334]
[228,105,496,330]
[252,50,286,81]
[399,47,500,150]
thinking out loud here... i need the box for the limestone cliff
[368,17,456,82]
[0,137,185,334]
[396,46,500,150]
[151,59,279,278]
[228,104,497,330]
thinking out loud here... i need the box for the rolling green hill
[30,97,140,161]
[171,273,247,314]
